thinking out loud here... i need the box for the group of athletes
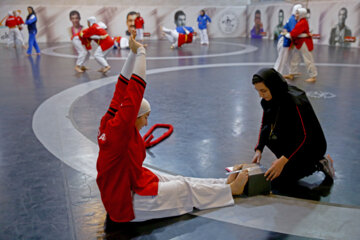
[4,7,41,56]
[66,9,211,73]
[94,7,334,224]
[274,4,318,82]
[4,5,335,224]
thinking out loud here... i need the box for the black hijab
[253,68,288,102]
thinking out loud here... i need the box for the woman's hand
[264,156,288,181]
[251,150,262,164]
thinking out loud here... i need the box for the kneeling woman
[96,33,248,223]
[251,68,334,187]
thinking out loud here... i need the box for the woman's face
[295,11,300,20]
[255,13,261,24]
[135,112,150,131]
[70,14,80,27]
[254,82,272,101]
[27,7,32,14]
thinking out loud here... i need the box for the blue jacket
[282,15,297,47]
[26,14,37,34]
[176,26,194,34]
[197,14,211,30]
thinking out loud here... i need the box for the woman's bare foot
[75,65,84,73]
[226,164,243,184]
[129,30,143,53]
[305,77,316,83]
[97,68,104,72]
[230,170,248,195]
[283,74,294,80]
[102,65,111,73]
[80,66,89,71]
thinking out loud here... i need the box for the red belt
[143,124,174,148]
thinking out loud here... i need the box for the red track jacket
[290,18,313,51]
[135,17,144,29]
[81,23,114,51]
[5,16,18,28]
[96,73,159,222]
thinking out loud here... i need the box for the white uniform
[199,29,209,45]
[72,36,90,67]
[273,4,302,75]
[136,28,144,41]
[162,26,179,48]
[133,174,233,222]
[94,47,112,67]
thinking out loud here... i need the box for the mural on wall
[174,10,186,27]
[68,10,83,39]
[250,9,264,39]
[125,11,137,36]
[218,11,238,34]
[273,9,284,40]
[0,1,358,48]
[329,7,352,47]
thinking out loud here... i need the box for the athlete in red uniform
[97,32,249,223]
[80,16,114,73]
[162,26,194,49]
[134,12,144,43]
[5,11,25,48]
[285,8,317,82]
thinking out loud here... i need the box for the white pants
[199,29,209,44]
[72,36,90,66]
[136,28,144,40]
[162,27,179,48]
[297,44,318,78]
[132,173,234,222]
[8,28,24,47]
[94,46,111,67]
[274,37,290,75]
[289,46,301,75]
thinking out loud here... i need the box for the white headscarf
[292,4,302,15]
[8,11,13,16]
[98,21,107,29]
[87,16,97,26]
[297,8,308,20]
[137,98,151,117]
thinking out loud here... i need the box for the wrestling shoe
[318,154,335,182]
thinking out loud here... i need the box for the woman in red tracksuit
[96,32,249,223]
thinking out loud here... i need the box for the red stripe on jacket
[287,105,307,160]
